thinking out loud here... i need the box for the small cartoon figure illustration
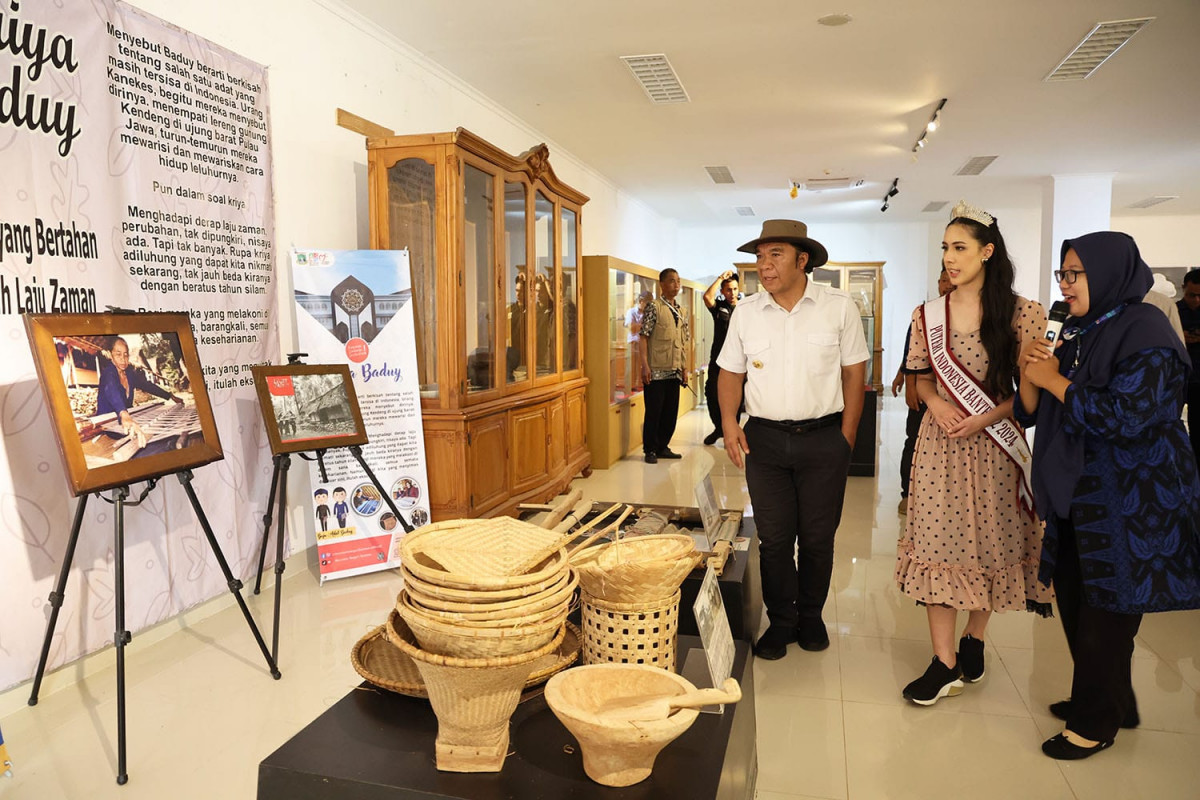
[313,488,331,532]
[332,487,350,528]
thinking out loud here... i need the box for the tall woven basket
[581,590,679,671]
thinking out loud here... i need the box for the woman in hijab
[1017,231,1200,759]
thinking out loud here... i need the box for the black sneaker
[703,430,720,445]
[644,452,658,464]
[958,634,985,682]
[1049,698,1140,729]
[753,626,794,660]
[903,657,964,706]
[658,448,683,459]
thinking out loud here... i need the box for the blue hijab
[1031,231,1190,520]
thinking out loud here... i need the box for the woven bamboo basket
[544,664,702,787]
[401,562,570,606]
[399,517,570,588]
[405,570,579,623]
[351,618,582,698]
[581,590,679,671]
[396,589,570,659]
[573,535,700,603]
[397,587,573,631]
[386,612,565,773]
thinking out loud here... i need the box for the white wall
[1110,214,1200,269]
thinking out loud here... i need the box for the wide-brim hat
[737,219,828,268]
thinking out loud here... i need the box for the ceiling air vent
[922,201,950,213]
[798,176,864,191]
[705,166,735,184]
[1127,195,1177,209]
[620,54,690,104]
[1045,18,1154,82]
[956,156,998,176]
[735,206,756,217]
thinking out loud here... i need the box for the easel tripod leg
[28,494,89,706]
[177,470,282,680]
[271,455,290,664]
[113,486,131,785]
[254,455,284,595]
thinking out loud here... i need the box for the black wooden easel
[252,431,414,667]
[27,471,281,785]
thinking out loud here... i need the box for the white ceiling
[338,0,1200,227]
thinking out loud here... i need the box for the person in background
[639,269,689,463]
[97,336,183,452]
[1018,232,1200,759]
[718,219,868,659]
[702,270,743,445]
[892,267,954,514]
[1178,268,1200,471]
[895,202,1053,705]
[625,290,652,393]
[1141,273,1185,344]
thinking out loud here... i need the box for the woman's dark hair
[948,215,1018,399]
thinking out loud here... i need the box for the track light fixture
[880,178,898,212]
[912,98,947,157]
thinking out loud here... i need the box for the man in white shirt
[717,220,869,660]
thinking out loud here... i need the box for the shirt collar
[763,276,823,312]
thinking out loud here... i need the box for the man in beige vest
[639,268,689,463]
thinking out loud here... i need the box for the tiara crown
[950,200,994,228]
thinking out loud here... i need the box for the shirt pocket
[744,338,770,371]
[807,332,841,374]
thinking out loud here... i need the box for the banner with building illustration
[291,249,430,581]
[0,1,276,692]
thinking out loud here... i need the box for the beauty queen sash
[922,295,1035,517]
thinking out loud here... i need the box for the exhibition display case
[368,129,589,519]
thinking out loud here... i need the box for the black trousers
[704,364,744,433]
[642,377,680,455]
[1187,383,1200,476]
[1053,517,1142,743]
[899,404,925,498]
[745,421,852,628]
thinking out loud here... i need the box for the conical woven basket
[396,589,570,659]
[386,612,565,773]
[573,535,701,603]
[400,517,570,588]
[401,562,570,605]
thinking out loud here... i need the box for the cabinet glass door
[504,181,528,386]
[386,157,438,397]
[610,270,634,402]
[561,206,579,372]
[533,191,557,377]
[463,163,496,394]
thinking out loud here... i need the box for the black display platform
[849,388,878,477]
[258,637,757,800]
[679,518,761,641]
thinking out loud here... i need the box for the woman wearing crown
[894,202,1054,705]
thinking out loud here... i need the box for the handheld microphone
[1044,301,1070,343]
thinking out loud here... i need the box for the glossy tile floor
[2,398,1198,799]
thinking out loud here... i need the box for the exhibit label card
[693,564,735,690]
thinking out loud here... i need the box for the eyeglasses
[1053,269,1085,285]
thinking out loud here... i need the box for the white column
[1039,174,1113,306]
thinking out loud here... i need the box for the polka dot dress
[894,297,1055,612]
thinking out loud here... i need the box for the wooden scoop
[596,677,742,722]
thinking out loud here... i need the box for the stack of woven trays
[573,533,701,671]
[385,517,577,772]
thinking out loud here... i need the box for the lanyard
[1061,303,1125,378]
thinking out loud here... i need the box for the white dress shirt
[716,279,869,421]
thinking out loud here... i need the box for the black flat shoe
[703,430,720,445]
[1049,698,1140,729]
[657,448,683,459]
[796,619,830,652]
[1041,733,1113,760]
[753,626,794,660]
[644,452,658,464]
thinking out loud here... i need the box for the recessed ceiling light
[1045,18,1154,82]
[922,201,950,213]
[1127,195,1177,209]
[817,13,853,26]
[705,166,735,184]
[956,155,999,176]
[735,206,756,217]
[620,54,690,104]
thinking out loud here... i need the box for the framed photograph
[24,312,224,497]
[250,363,368,455]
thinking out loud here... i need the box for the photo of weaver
[55,332,202,465]
[24,311,224,497]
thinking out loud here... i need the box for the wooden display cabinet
[582,256,707,468]
[367,129,589,519]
